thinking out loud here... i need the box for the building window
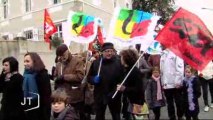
[24,30,33,40]
[53,0,61,4]
[25,0,31,12]
[3,0,8,19]
[2,35,9,40]
[53,23,62,38]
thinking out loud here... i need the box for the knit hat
[101,42,114,52]
[56,44,68,56]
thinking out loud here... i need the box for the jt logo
[21,92,40,111]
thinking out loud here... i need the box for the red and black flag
[156,8,213,71]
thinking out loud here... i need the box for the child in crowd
[183,65,201,120]
[146,66,165,120]
[51,89,79,120]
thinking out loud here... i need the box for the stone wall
[0,40,54,74]
[0,39,87,74]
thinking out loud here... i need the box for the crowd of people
[0,42,212,120]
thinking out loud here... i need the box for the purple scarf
[184,76,195,111]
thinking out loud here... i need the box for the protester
[147,23,163,68]
[183,65,201,120]
[146,66,165,120]
[117,49,145,120]
[23,52,52,120]
[0,57,26,120]
[198,61,213,112]
[160,48,184,120]
[51,89,78,120]
[78,51,96,120]
[148,54,161,68]
[49,56,59,80]
[54,44,85,120]
[88,42,123,120]
[138,51,152,90]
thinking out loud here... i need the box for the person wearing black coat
[23,52,52,120]
[117,49,145,120]
[0,56,26,120]
[87,43,124,120]
[146,67,165,120]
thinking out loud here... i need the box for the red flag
[88,26,104,51]
[156,8,213,71]
[44,9,57,48]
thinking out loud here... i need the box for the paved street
[93,95,213,120]
[158,98,213,120]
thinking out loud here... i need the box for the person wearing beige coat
[54,44,85,120]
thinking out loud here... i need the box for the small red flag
[156,8,213,71]
[88,26,104,51]
[44,9,57,48]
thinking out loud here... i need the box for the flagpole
[112,39,155,99]
[82,44,90,84]
[112,51,146,99]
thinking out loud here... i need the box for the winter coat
[182,76,201,116]
[0,72,26,120]
[36,69,52,120]
[50,106,79,120]
[55,53,85,104]
[138,57,152,74]
[148,54,161,68]
[88,56,124,104]
[123,67,145,105]
[24,69,52,120]
[138,57,152,90]
[145,77,165,109]
[160,49,184,89]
